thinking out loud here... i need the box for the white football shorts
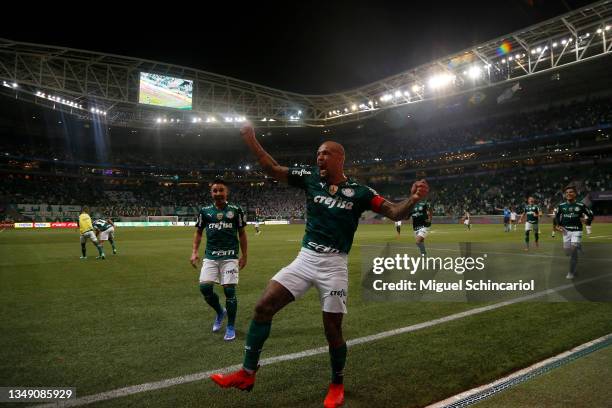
[200,258,239,285]
[272,248,348,314]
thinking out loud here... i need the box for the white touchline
[31,273,612,408]
[425,333,612,408]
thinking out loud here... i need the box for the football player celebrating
[210,123,428,408]
[518,197,541,251]
[411,201,432,256]
[191,179,248,341]
[554,186,594,279]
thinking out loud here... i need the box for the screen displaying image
[139,72,193,110]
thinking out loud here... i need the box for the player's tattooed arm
[238,227,248,270]
[378,180,429,221]
[190,229,203,268]
[240,123,289,182]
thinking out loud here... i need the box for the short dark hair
[564,185,577,193]
[211,178,227,187]
[82,206,89,213]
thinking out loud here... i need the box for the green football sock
[525,231,530,245]
[81,243,86,257]
[199,283,223,316]
[416,242,426,256]
[243,320,271,371]
[329,343,347,384]
[223,286,237,327]
[109,238,116,250]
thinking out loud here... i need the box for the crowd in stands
[2,163,610,221]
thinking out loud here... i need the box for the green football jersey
[411,201,431,230]
[288,166,381,254]
[554,201,592,232]
[522,204,540,224]
[93,219,112,232]
[196,202,245,260]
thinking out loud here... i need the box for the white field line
[32,273,612,408]
[426,333,612,408]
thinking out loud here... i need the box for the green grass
[475,345,612,408]
[1,224,611,407]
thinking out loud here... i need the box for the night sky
[1,0,596,93]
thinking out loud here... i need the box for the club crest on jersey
[574,207,580,211]
[226,211,234,219]
[329,185,338,195]
[341,188,355,197]
[216,213,224,220]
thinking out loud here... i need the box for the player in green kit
[93,218,117,254]
[554,185,594,279]
[518,196,541,251]
[191,179,248,341]
[211,124,429,408]
[411,201,432,256]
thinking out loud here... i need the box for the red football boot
[324,383,344,408]
[210,368,256,392]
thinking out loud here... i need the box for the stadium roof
[1,0,611,129]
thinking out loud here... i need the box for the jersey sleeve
[362,186,385,213]
[195,210,207,231]
[287,166,315,190]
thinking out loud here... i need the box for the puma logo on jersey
[313,195,354,210]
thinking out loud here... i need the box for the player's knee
[199,282,215,299]
[254,299,276,320]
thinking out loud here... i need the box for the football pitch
[1,224,611,407]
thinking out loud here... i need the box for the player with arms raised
[210,124,429,408]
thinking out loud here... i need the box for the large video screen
[139,72,193,110]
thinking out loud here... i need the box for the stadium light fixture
[268,118,276,122]
[344,108,349,113]
[606,25,610,30]
[245,165,251,170]
[501,58,506,63]
[468,66,481,79]
[428,73,455,89]
[411,84,420,93]
[156,118,162,123]
[351,104,357,111]
[403,91,410,97]
[12,83,18,88]
[163,119,168,123]
[394,90,402,98]
[561,39,567,44]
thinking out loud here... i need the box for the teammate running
[77,207,105,260]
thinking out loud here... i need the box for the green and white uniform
[196,203,245,285]
[522,204,540,232]
[272,166,384,313]
[554,201,593,248]
[93,219,114,241]
[411,202,431,238]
